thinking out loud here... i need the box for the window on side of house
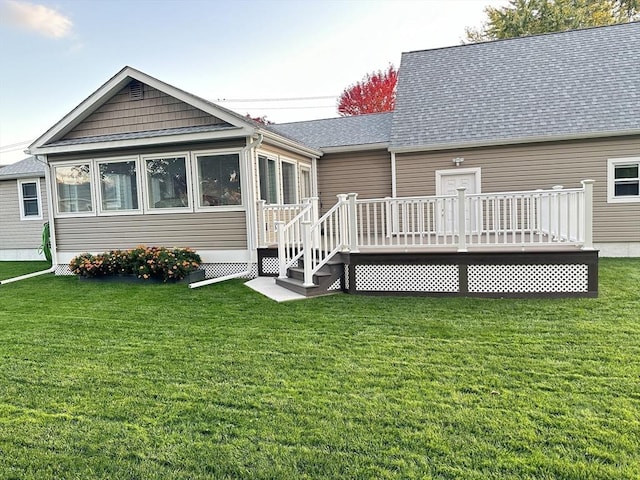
[300,167,312,200]
[608,158,640,203]
[18,179,42,220]
[258,155,278,204]
[55,163,93,214]
[195,152,242,207]
[281,160,297,204]
[97,158,140,213]
[144,155,190,211]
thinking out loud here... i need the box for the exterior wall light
[452,157,464,167]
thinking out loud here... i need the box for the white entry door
[436,168,481,234]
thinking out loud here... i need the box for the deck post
[302,220,314,286]
[347,193,359,253]
[336,194,348,251]
[457,187,468,252]
[581,179,595,250]
[275,221,287,279]
[309,196,321,247]
[257,200,267,247]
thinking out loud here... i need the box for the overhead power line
[215,95,336,103]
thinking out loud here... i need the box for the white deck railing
[273,181,594,283]
[257,198,318,247]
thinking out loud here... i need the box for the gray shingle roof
[44,124,239,148]
[269,112,393,149]
[0,157,45,179]
[391,22,640,150]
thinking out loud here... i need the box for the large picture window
[18,179,42,220]
[98,159,139,212]
[608,158,640,203]
[196,153,242,207]
[55,164,93,213]
[145,156,190,210]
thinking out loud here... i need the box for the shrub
[70,246,201,282]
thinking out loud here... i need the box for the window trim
[17,178,43,221]
[95,156,143,216]
[53,160,96,217]
[299,165,312,201]
[192,148,245,213]
[257,153,279,205]
[280,157,298,204]
[608,157,640,203]
[141,152,193,215]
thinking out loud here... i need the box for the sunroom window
[281,161,297,204]
[196,153,241,207]
[145,156,189,209]
[55,164,93,213]
[98,159,139,212]
[608,158,640,203]
[258,155,278,204]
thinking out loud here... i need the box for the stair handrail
[302,194,355,286]
[275,201,314,279]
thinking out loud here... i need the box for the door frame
[435,167,482,234]
[435,167,482,196]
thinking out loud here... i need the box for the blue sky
[0,0,507,165]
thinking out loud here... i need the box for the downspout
[0,154,57,285]
[189,133,264,289]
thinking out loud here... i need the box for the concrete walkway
[245,276,306,302]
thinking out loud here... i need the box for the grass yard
[0,258,638,479]
[0,261,51,281]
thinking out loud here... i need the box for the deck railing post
[309,196,320,248]
[457,187,468,252]
[302,220,314,286]
[384,197,393,238]
[581,179,595,250]
[336,194,348,251]
[257,200,267,247]
[347,193,359,253]
[275,221,287,279]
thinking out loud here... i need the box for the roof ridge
[403,20,640,56]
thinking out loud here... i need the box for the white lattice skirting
[468,264,588,293]
[354,264,459,292]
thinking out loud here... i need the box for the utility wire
[215,95,336,103]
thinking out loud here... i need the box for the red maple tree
[337,65,397,116]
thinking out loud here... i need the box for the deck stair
[275,254,345,297]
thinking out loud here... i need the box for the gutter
[189,134,264,289]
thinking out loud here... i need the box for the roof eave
[259,129,323,158]
[29,127,252,155]
[389,130,640,153]
[0,171,46,181]
[321,142,389,154]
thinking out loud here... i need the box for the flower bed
[70,246,202,282]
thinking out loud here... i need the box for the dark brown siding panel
[317,149,391,212]
[63,83,228,139]
[55,212,247,251]
[395,136,640,242]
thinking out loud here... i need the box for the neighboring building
[0,157,48,260]
[20,22,640,296]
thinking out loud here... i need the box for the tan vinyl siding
[395,136,640,242]
[317,149,391,212]
[62,82,228,140]
[54,211,246,252]
[259,143,313,164]
[0,178,48,249]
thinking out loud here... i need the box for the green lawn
[0,259,638,479]
[0,261,51,281]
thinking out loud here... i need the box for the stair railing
[275,201,315,280]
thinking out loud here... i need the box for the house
[0,157,48,260]
[25,22,640,297]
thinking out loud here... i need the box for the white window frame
[141,152,193,214]
[299,165,312,201]
[608,157,640,203]
[53,160,97,217]
[192,148,245,212]
[17,178,43,221]
[280,157,298,204]
[95,156,143,216]
[257,153,279,204]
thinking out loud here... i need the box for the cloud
[0,0,72,38]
